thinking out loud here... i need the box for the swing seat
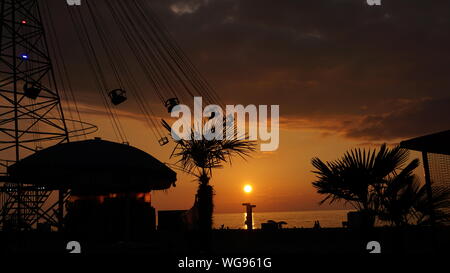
[23,83,41,99]
[108,89,127,105]
[158,137,169,146]
[164,98,179,113]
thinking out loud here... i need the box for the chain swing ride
[0,0,222,231]
[63,0,223,146]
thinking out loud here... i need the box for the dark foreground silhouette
[1,226,449,254]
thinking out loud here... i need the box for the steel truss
[0,0,70,231]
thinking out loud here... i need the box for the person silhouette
[313,220,321,229]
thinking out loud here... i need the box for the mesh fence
[428,152,450,191]
[427,152,450,223]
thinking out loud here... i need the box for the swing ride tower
[0,0,223,232]
[0,0,70,231]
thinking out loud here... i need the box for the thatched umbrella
[8,138,176,195]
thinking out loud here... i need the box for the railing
[0,184,56,230]
[0,160,14,229]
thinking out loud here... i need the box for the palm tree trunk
[197,170,213,231]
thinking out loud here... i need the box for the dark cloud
[152,0,450,139]
[46,0,450,140]
[345,98,450,140]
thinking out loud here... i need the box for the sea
[213,209,351,229]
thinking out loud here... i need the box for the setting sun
[243,184,253,193]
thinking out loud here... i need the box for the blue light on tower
[21,54,29,60]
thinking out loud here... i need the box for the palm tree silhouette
[312,144,450,227]
[381,178,450,226]
[311,144,417,227]
[377,158,421,226]
[413,185,450,225]
[162,118,256,231]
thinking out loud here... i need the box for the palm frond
[161,118,257,178]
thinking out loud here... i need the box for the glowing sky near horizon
[31,0,448,213]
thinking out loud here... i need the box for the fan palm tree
[162,118,256,231]
[377,158,421,226]
[311,144,416,227]
[312,144,450,227]
[380,177,450,226]
[409,184,450,226]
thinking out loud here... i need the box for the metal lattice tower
[0,0,70,231]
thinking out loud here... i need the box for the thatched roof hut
[8,138,176,195]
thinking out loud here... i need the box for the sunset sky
[46,0,450,213]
